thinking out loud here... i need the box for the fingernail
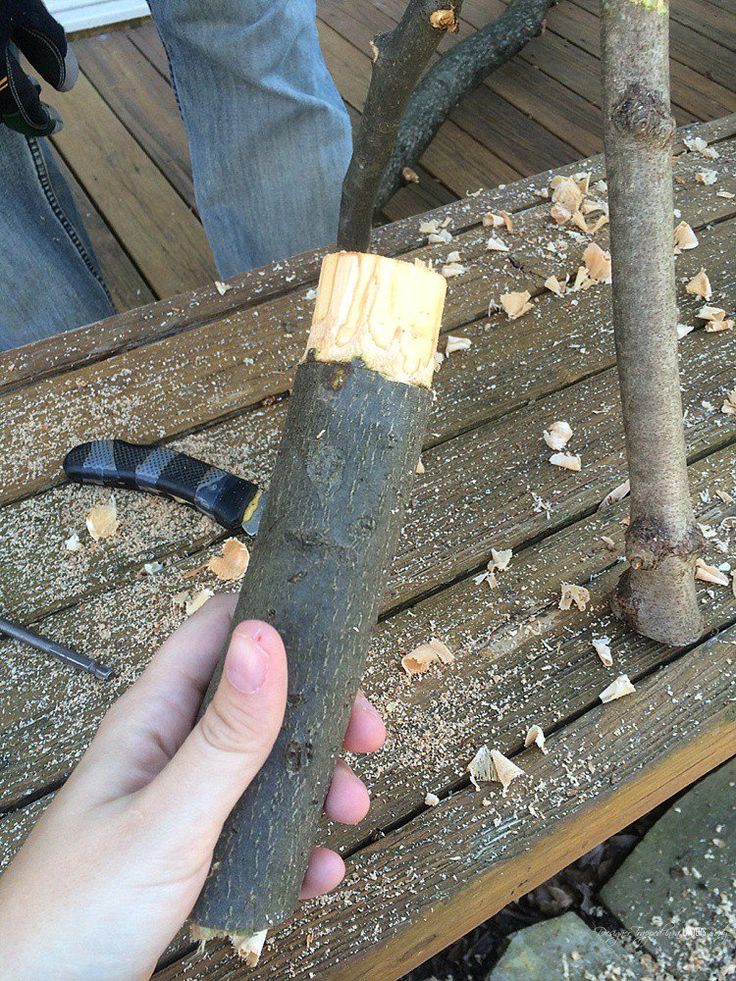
[226,627,270,693]
[355,690,382,722]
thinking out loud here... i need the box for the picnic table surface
[1,115,735,980]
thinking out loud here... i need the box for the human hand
[0,0,78,136]
[0,594,385,980]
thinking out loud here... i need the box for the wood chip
[445,335,472,355]
[716,190,735,200]
[441,261,466,278]
[402,166,419,183]
[543,419,573,451]
[592,636,613,667]
[207,538,250,581]
[488,547,513,573]
[486,235,509,252]
[415,458,425,474]
[185,588,214,615]
[550,175,585,213]
[500,290,533,320]
[559,583,590,611]
[429,228,453,245]
[401,637,454,675]
[695,169,717,185]
[721,389,736,416]
[599,478,630,509]
[430,8,459,31]
[85,498,118,541]
[234,930,268,966]
[583,242,612,283]
[482,212,505,228]
[686,268,712,300]
[549,452,581,472]
[424,792,440,806]
[215,281,232,296]
[467,745,494,789]
[695,558,730,587]
[683,135,719,159]
[677,322,695,339]
[673,221,698,253]
[697,305,734,333]
[490,749,525,791]
[65,532,82,552]
[599,674,636,703]
[544,275,566,296]
[524,724,548,754]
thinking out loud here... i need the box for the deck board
[1,122,735,980]
[42,0,735,314]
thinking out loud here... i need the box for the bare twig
[338,0,462,251]
[601,0,703,645]
[376,0,555,210]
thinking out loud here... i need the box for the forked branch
[337,0,463,252]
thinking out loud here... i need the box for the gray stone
[601,757,736,977]
[488,912,644,980]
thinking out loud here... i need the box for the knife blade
[63,440,266,536]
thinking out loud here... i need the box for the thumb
[142,620,288,841]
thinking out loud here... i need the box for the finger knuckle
[198,698,249,756]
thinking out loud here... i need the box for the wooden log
[190,252,446,944]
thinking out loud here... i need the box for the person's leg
[148,0,352,278]
[0,128,114,351]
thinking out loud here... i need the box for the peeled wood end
[190,925,268,965]
[307,251,446,388]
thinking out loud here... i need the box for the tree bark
[601,0,703,645]
[191,253,446,944]
[376,0,555,211]
[338,0,463,252]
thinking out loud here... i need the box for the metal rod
[0,618,113,681]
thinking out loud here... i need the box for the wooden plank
[54,154,155,312]
[51,72,215,298]
[125,20,170,80]
[0,297,734,813]
[158,627,736,980]
[0,116,732,395]
[73,31,196,211]
[1,141,733,507]
[670,0,736,53]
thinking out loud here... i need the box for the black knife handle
[63,440,260,533]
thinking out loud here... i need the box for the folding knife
[63,440,266,536]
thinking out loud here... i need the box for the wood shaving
[673,221,698,253]
[599,478,630,509]
[550,175,585,213]
[592,636,613,667]
[583,242,612,283]
[445,335,472,355]
[599,674,636,703]
[85,498,118,541]
[543,419,573,451]
[65,532,82,552]
[721,389,736,415]
[419,218,445,235]
[214,281,232,296]
[683,135,719,159]
[677,322,695,339]
[486,235,509,252]
[234,930,268,966]
[441,261,467,278]
[429,229,453,245]
[695,169,717,185]
[490,749,525,791]
[424,792,440,806]
[559,583,590,611]
[446,250,462,263]
[549,451,581,472]
[500,290,533,320]
[716,190,735,199]
[207,538,250,581]
[572,265,595,291]
[467,745,494,789]
[695,558,730,586]
[415,458,425,474]
[544,275,567,296]
[430,8,459,31]
[402,166,419,183]
[489,547,513,573]
[184,589,214,615]
[600,535,616,549]
[524,724,548,754]
[686,268,712,300]
[482,211,512,231]
[697,305,734,333]
[143,561,164,575]
[499,210,514,232]
[401,637,453,675]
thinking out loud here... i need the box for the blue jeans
[0,0,351,351]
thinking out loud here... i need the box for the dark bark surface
[192,357,432,936]
[338,0,463,252]
[376,0,556,210]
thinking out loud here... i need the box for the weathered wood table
[1,116,735,980]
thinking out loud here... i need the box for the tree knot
[626,518,704,571]
[611,86,675,147]
[429,8,459,32]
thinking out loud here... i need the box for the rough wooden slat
[51,72,215,298]
[125,21,170,79]
[158,624,736,980]
[1,115,731,394]
[670,0,736,53]
[73,32,196,211]
[1,144,733,508]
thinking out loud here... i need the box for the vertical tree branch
[337,0,462,252]
[601,0,703,645]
